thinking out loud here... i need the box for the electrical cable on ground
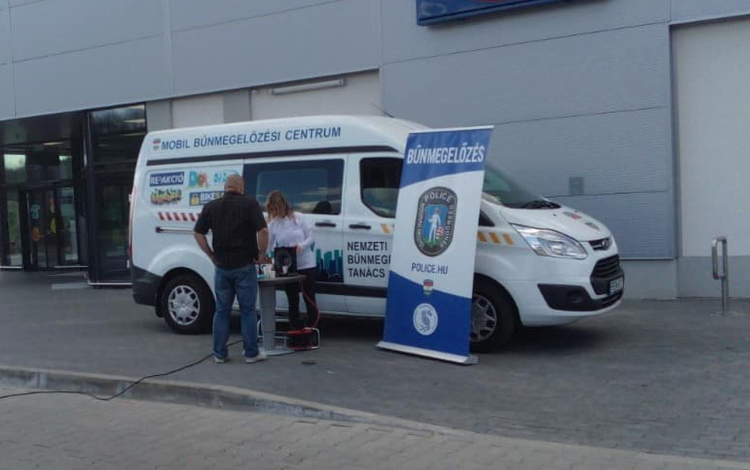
[0,339,244,402]
[1,276,322,402]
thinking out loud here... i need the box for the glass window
[482,164,542,208]
[90,105,146,136]
[245,159,344,215]
[60,155,73,180]
[90,105,147,165]
[360,158,402,218]
[58,187,78,264]
[2,143,73,184]
[479,212,494,227]
[3,154,26,184]
[95,176,131,280]
[5,190,22,266]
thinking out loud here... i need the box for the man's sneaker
[214,356,229,364]
[245,351,267,364]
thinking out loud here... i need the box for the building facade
[0,0,748,296]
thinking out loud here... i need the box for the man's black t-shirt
[194,191,267,270]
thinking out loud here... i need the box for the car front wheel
[470,278,518,351]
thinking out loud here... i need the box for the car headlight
[512,225,587,260]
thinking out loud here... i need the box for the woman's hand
[296,245,303,255]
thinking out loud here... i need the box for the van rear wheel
[470,279,517,352]
[161,273,214,334]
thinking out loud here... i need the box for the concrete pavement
[2,271,750,465]
[4,386,750,470]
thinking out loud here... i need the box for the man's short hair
[225,174,244,192]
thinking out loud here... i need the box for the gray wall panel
[678,256,750,299]
[550,192,675,258]
[0,64,13,119]
[146,101,172,132]
[620,260,677,299]
[488,107,672,197]
[223,90,251,123]
[383,0,669,63]
[9,0,44,6]
[383,24,669,127]
[14,37,169,117]
[11,0,163,61]
[0,6,7,66]
[170,0,337,32]
[672,0,750,22]
[171,0,378,95]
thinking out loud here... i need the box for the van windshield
[482,163,553,209]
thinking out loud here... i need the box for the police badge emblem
[414,187,457,257]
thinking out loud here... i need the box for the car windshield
[482,163,544,208]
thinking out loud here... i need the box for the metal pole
[711,237,729,315]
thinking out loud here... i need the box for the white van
[130,116,624,350]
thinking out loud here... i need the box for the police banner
[378,126,493,365]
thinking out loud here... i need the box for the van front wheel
[470,279,517,351]
[160,273,214,334]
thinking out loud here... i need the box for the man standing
[193,175,269,364]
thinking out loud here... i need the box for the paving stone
[3,273,750,463]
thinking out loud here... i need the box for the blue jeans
[213,263,260,359]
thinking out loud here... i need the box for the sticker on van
[151,188,182,205]
[149,172,184,187]
[189,191,224,206]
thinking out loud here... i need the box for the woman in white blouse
[266,190,319,330]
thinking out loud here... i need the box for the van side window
[479,212,494,227]
[244,159,344,215]
[360,158,402,218]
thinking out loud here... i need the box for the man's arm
[256,228,269,262]
[194,232,215,264]
[193,204,213,263]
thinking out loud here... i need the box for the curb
[0,365,461,435]
[4,365,750,469]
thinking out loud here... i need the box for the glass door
[57,186,79,266]
[94,174,132,281]
[22,190,57,270]
[21,188,66,269]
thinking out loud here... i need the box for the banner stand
[378,126,494,367]
[377,341,478,365]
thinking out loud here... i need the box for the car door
[342,154,403,315]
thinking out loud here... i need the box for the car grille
[589,237,611,251]
[592,255,620,278]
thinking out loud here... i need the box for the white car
[130,115,624,350]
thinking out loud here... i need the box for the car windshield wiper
[520,200,560,209]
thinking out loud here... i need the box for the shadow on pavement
[506,325,611,355]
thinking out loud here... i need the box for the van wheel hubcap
[168,286,200,326]
[471,293,497,342]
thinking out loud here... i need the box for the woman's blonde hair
[266,190,295,220]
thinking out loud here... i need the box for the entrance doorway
[20,186,77,270]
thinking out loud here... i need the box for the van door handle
[315,221,336,228]
[349,223,371,230]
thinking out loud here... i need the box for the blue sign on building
[417,0,572,25]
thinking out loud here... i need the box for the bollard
[711,236,729,315]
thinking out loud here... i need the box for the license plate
[609,277,624,295]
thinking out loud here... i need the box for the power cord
[0,339,243,402]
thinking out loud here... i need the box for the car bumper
[131,265,161,309]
